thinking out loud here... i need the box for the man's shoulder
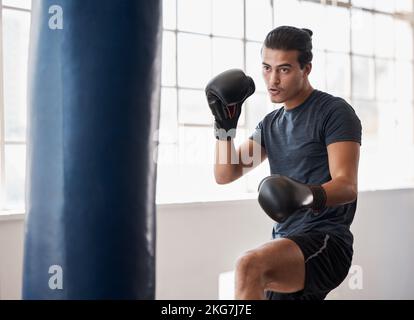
[261,106,284,124]
[313,90,355,114]
[313,89,347,105]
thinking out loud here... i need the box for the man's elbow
[215,175,233,185]
[349,184,358,202]
[214,170,239,185]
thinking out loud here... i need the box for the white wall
[1,188,414,300]
[0,216,25,300]
[330,188,414,300]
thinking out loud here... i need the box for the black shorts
[266,232,353,300]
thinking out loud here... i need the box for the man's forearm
[321,177,358,207]
[214,140,240,184]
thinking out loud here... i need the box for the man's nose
[269,71,280,86]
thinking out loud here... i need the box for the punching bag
[23,0,161,299]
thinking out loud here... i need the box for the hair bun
[302,28,313,37]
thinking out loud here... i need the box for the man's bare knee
[236,250,261,274]
[236,239,305,293]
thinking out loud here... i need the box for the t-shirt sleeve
[322,100,362,146]
[249,120,266,149]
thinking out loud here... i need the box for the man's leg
[235,238,305,300]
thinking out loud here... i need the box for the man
[205,26,362,300]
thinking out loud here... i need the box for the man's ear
[304,63,312,76]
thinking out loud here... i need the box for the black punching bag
[23,0,161,299]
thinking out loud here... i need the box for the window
[0,0,31,213]
[157,0,414,203]
[349,1,414,190]
[1,0,413,212]
[158,0,275,204]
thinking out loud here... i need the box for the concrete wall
[1,188,413,300]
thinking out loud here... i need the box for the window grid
[349,3,354,105]
[162,0,270,137]
[162,0,414,126]
[1,1,413,209]
[159,0,414,200]
[0,0,31,212]
[0,0,5,211]
[3,4,30,13]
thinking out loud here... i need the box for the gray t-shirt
[250,89,362,247]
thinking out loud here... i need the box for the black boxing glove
[205,69,255,140]
[258,174,327,223]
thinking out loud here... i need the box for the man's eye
[280,68,289,73]
[263,66,270,71]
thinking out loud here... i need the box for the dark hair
[263,26,313,69]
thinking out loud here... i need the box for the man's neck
[284,85,314,111]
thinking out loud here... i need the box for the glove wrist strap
[309,185,327,212]
[214,124,236,141]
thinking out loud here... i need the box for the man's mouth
[269,88,282,96]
